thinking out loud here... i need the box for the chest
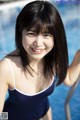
[10,69,53,95]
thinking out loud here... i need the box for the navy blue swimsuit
[3,59,58,120]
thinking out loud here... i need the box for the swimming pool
[0,1,80,120]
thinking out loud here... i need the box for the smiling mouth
[31,48,45,54]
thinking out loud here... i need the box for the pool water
[0,1,80,120]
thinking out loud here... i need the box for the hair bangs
[25,14,54,35]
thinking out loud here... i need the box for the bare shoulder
[75,49,80,55]
[0,58,10,83]
[0,55,22,74]
[0,58,9,74]
[0,56,21,89]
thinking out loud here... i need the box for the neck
[29,59,43,76]
[29,64,39,75]
[29,59,43,68]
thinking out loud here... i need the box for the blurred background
[0,0,80,120]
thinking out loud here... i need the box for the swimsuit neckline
[9,79,54,96]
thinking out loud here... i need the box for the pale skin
[0,30,80,120]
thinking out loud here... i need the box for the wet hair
[15,0,69,85]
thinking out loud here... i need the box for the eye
[43,33,52,38]
[26,31,37,37]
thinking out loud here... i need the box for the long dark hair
[15,0,68,85]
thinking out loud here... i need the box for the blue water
[0,1,80,120]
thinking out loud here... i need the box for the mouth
[31,48,45,54]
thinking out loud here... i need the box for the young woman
[0,1,80,120]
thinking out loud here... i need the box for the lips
[31,48,45,54]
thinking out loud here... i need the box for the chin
[29,54,45,60]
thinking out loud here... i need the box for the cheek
[47,39,54,49]
[22,37,31,49]
[22,40,28,49]
[50,41,54,48]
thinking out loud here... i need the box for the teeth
[32,48,44,52]
[33,49,41,52]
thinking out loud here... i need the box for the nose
[33,35,43,46]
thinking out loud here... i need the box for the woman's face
[22,29,54,61]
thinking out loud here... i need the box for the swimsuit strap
[5,58,15,90]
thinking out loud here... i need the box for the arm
[0,59,9,112]
[64,49,80,86]
[41,107,52,120]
